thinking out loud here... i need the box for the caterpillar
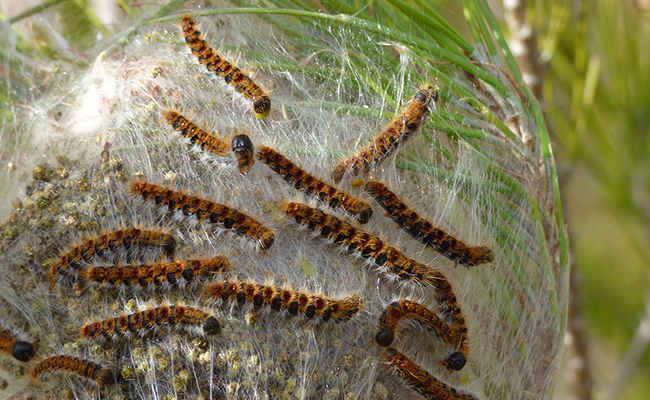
[332,86,438,182]
[0,324,35,362]
[375,299,466,371]
[383,348,479,400]
[180,15,271,119]
[163,110,230,156]
[280,202,468,353]
[130,181,275,250]
[257,145,373,223]
[281,201,431,283]
[80,256,231,288]
[231,134,255,175]
[31,355,114,386]
[49,228,177,285]
[204,280,362,322]
[364,180,494,266]
[80,304,221,339]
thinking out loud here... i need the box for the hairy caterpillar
[375,299,466,371]
[80,304,221,339]
[257,145,373,223]
[280,202,468,356]
[0,323,35,362]
[231,134,255,175]
[80,256,231,288]
[364,180,494,266]
[204,280,362,322]
[180,15,271,119]
[49,228,177,285]
[163,110,230,156]
[130,181,274,250]
[332,86,438,182]
[384,348,479,400]
[30,355,114,386]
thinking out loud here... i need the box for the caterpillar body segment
[257,145,373,223]
[376,299,466,371]
[80,256,230,288]
[130,181,275,250]
[49,228,176,285]
[332,86,438,182]
[30,355,114,386]
[204,280,362,322]
[365,180,494,267]
[384,348,479,400]
[181,15,271,119]
[80,304,221,339]
[163,110,230,156]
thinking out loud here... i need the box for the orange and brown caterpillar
[231,134,255,175]
[81,256,231,288]
[281,202,468,352]
[204,280,362,322]
[130,181,274,250]
[332,86,438,182]
[365,180,494,266]
[31,355,114,386]
[281,202,433,283]
[49,228,176,285]
[181,15,271,119]
[375,299,466,371]
[383,348,479,400]
[163,110,230,156]
[0,323,35,362]
[80,304,221,339]
[258,145,373,223]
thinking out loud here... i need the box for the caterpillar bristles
[80,304,221,340]
[80,256,231,290]
[364,180,494,267]
[30,355,115,387]
[204,280,362,322]
[180,15,272,119]
[383,348,479,400]
[332,86,438,182]
[49,227,177,286]
[130,181,275,250]
[257,145,373,224]
[375,299,466,371]
[163,109,231,157]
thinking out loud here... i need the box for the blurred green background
[1,0,649,399]
[519,1,650,399]
[498,1,650,399]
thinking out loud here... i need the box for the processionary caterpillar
[0,324,35,362]
[332,86,438,182]
[231,134,255,175]
[384,348,479,400]
[81,256,231,288]
[130,181,275,250]
[80,304,221,339]
[204,280,362,322]
[163,110,230,156]
[281,202,468,356]
[181,15,271,119]
[375,299,466,371]
[257,145,373,224]
[31,355,114,386]
[365,180,494,267]
[49,228,177,285]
